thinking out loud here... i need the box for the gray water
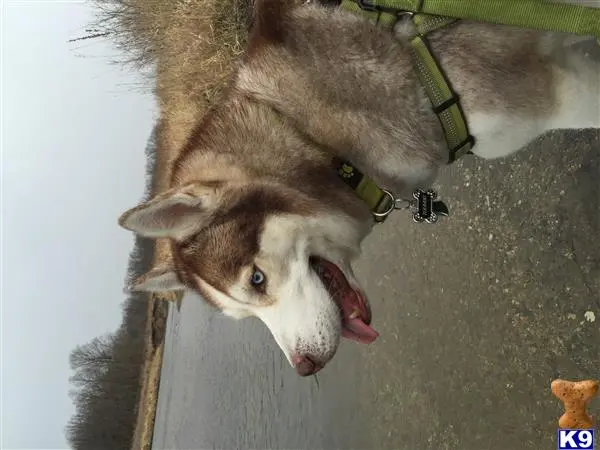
[152,297,370,450]
[152,130,600,450]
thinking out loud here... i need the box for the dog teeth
[349,309,360,319]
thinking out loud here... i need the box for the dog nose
[291,353,324,376]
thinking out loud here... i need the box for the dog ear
[119,182,227,240]
[127,263,185,293]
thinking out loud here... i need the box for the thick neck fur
[172,95,372,223]
[236,4,447,196]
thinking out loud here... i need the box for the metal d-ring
[372,189,412,220]
[372,189,397,220]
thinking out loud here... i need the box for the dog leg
[548,49,600,131]
[469,45,599,160]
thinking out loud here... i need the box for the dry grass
[93,0,255,155]
[129,303,168,450]
[127,153,181,450]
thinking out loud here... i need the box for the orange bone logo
[551,379,599,429]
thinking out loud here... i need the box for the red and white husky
[119,0,599,375]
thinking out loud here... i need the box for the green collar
[332,157,396,223]
[341,0,600,41]
[333,157,449,224]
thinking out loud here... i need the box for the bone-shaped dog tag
[411,189,449,224]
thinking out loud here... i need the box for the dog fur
[119,0,600,375]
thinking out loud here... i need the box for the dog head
[119,180,378,376]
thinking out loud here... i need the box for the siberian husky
[119,0,599,376]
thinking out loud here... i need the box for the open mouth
[310,257,379,344]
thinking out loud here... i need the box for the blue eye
[250,268,266,287]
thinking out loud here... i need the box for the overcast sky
[2,1,157,448]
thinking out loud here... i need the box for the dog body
[120,1,599,375]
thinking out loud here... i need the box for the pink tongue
[342,318,379,344]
